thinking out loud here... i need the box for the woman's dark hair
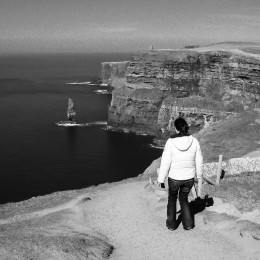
[174,117,190,136]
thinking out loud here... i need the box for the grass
[202,172,260,212]
[194,109,260,163]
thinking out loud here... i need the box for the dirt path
[1,178,259,259]
[70,180,257,260]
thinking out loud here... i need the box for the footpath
[78,179,260,260]
[0,177,260,260]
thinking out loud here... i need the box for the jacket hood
[172,135,193,151]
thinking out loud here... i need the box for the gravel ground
[0,177,260,259]
[78,179,260,260]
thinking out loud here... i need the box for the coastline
[1,49,260,258]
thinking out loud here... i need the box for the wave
[149,144,164,149]
[65,82,109,87]
[65,81,92,85]
[56,121,107,127]
[94,90,110,95]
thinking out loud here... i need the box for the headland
[0,42,260,259]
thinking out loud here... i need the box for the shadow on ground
[175,196,214,229]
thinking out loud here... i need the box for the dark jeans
[167,177,194,230]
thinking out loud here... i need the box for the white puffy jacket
[157,135,203,183]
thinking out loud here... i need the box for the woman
[157,117,203,231]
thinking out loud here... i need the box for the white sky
[0,0,260,53]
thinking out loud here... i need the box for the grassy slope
[194,109,260,163]
[203,172,260,212]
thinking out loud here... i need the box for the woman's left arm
[157,139,172,183]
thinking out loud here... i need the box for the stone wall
[203,157,260,178]
[142,156,260,179]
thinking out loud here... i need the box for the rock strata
[103,44,260,138]
[108,86,164,135]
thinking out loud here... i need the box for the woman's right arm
[195,139,203,197]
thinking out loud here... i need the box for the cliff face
[126,50,260,107]
[101,61,130,89]
[106,45,260,138]
[108,86,164,135]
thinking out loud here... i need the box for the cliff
[101,61,130,89]
[105,43,260,139]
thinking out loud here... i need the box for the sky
[0,0,260,54]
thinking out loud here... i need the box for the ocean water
[0,53,162,204]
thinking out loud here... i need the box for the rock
[103,44,260,137]
[202,211,237,230]
[202,211,260,241]
[237,220,260,240]
[81,197,91,202]
[0,213,114,259]
[206,202,242,218]
[239,209,260,224]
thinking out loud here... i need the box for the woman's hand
[149,178,166,189]
[156,181,165,189]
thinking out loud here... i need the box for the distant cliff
[101,61,130,89]
[103,43,260,140]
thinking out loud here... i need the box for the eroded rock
[104,46,260,138]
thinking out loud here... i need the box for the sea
[0,53,162,204]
